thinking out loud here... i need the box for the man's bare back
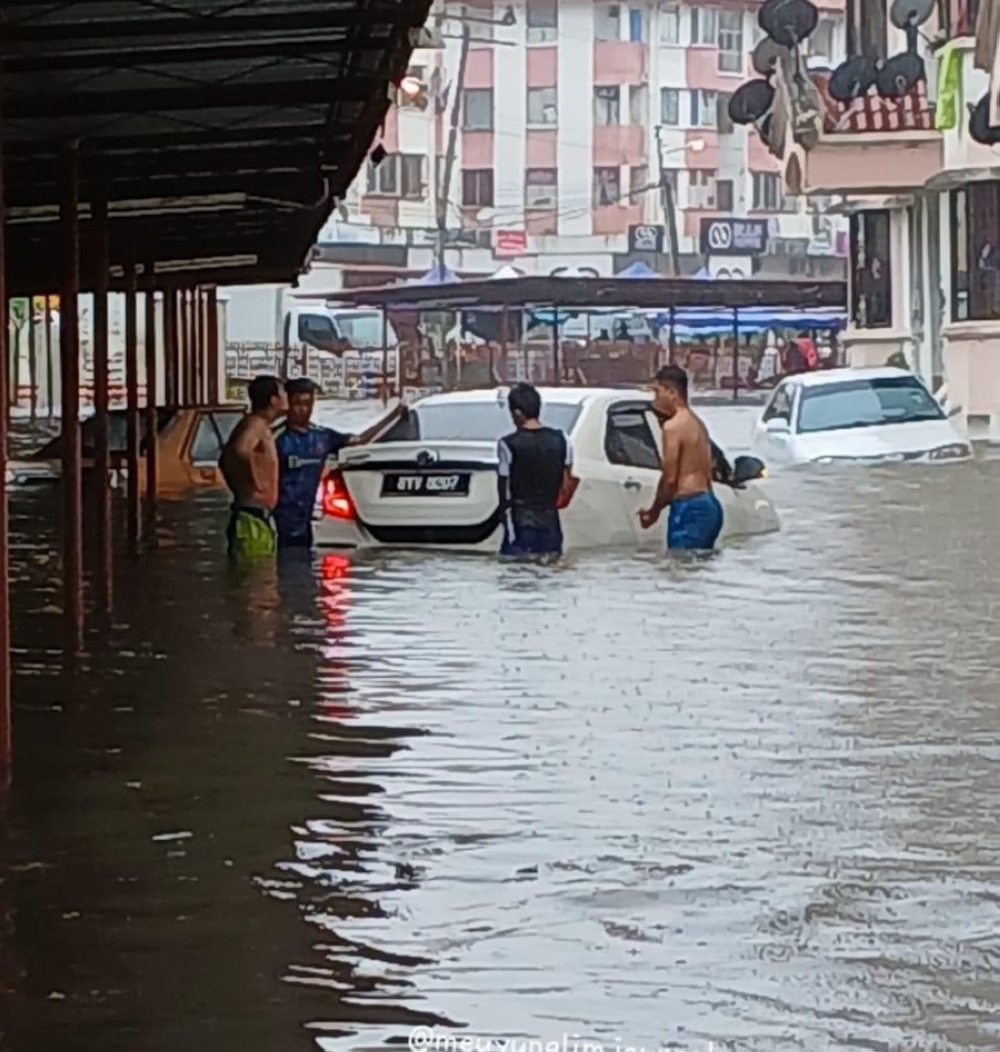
[662,407,714,499]
[220,413,279,509]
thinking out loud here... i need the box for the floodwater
[3,403,1000,1052]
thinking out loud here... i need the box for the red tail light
[322,471,356,520]
[556,474,580,510]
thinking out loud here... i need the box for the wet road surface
[2,403,1000,1051]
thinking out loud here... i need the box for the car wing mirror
[733,455,767,485]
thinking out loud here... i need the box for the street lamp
[653,132,707,276]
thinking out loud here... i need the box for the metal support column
[92,195,112,618]
[195,287,205,404]
[124,251,140,553]
[179,289,190,405]
[732,308,740,403]
[144,274,158,543]
[44,296,54,422]
[206,287,220,404]
[27,300,37,424]
[163,288,177,405]
[60,145,83,653]
[0,73,11,774]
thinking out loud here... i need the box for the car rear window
[377,401,582,443]
[797,376,944,434]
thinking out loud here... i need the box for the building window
[593,166,622,208]
[660,87,680,125]
[594,85,621,125]
[462,88,494,131]
[849,210,892,328]
[752,172,785,211]
[462,169,494,208]
[630,165,650,200]
[718,9,743,72]
[527,86,558,125]
[691,5,719,45]
[525,168,558,209]
[951,182,1000,322]
[717,92,734,133]
[689,169,717,209]
[809,17,837,60]
[628,6,647,40]
[939,0,982,37]
[526,0,558,42]
[659,3,681,43]
[629,84,648,124]
[846,0,887,61]
[595,3,622,40]
[690,89,718,128]
[366,153,424,198]
[717,178,734,212]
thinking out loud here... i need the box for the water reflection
[3,410,1000,1051]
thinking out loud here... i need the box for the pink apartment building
[337,0,849,276]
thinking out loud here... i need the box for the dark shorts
[501,509,563,557]
[227,506,277,560]
[667,491,723,550]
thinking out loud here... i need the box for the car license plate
[381,472,472,497]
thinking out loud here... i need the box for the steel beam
[125,249,141,554]
[60,145,84,654]
[144,275,158,544]
[92,194,112,619]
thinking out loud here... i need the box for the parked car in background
[313,387,779,552]
[751,368,971,466]
[7,406,246,495]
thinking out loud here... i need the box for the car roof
[793,367,915,389]
[413,386,651,409]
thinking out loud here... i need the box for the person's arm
[557,434,575,506]
[496,437,512,514]
[639,424,679,529]
[347,402,409,446]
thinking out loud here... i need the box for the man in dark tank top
[497,383,574,558]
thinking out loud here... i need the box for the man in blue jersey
[274,379,405,549]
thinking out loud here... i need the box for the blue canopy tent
[617,261,659,278]
[412,264,460,285]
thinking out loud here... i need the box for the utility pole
[655,125,681,277]
[436,15,471,277]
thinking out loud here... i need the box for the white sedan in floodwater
[313,387,779,553]
[751,367,972,467]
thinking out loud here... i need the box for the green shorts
[226,506,277,560]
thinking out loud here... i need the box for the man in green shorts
[218,375,288,559]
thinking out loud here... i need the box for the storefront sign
[628,224,664,253]
[495,229,527,257]
[700,218,769,256]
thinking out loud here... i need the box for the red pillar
[60,145,83,653]
[0,73,11,774]
[163,287,176,406]
[124,250,140,553]
[92,194,112,617]
[179,289,189,405]
[144,273,158,543]
[206,287,220,404]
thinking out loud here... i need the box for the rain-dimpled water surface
[2,402,1000,1052]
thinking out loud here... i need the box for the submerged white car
[313,387,779,553]
[751,367,971,466]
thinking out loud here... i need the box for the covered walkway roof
[3,0,431,293]
[324,275,848,312]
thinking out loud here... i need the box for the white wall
[494,4,527,228]
[557,2,594,237]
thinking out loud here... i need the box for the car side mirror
[948,404,962,419]
[733,455,767,485]
[765,417,790,433]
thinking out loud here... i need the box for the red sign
[495,229,527,257]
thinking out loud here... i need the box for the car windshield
[377,401,582,443]
[797,376,944,434]
[336,312,396,348]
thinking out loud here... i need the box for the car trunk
[336,440,500,545]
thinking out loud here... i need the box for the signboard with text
[699,218,769,257]
[628,224,664,253]
[495,229,528,257]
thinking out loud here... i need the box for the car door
[756,381,796,465]
[600,401,664,548]
[184,410,243,490]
